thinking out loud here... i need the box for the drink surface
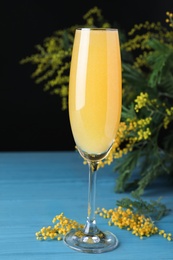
[69,29,122,155]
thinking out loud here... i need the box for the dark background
[1,0,172,151]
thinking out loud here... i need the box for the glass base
[64,229,119,254]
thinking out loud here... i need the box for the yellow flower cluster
[134,92,159,113]
[99,116,152,167]
[165,11,173,27]
[121,11,173,69]
[128,21,163,37]
[100,89,173,169]
[121,20,164,59]
[83,6,111,28]
[35,210,172,242]
[163,106,173,129]
[95,207,172,241]
[137,127,151,141]
[35,213,84,241]
[134,92,149,112]
[98,122,127,166]
[134,92,173,132]
[134,51,149,68]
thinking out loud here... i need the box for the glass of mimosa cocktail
[64,28,122,253]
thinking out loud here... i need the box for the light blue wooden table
[0,151,173,259]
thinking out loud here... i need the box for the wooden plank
[0,152,173,259]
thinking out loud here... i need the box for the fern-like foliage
[116,197,169,220]
[21,8,173,197]
[108,13,173,196]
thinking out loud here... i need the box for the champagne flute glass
[64,28,122,253]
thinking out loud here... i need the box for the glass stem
[84,161,100,236]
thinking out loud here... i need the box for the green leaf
[114,150,141,192]
[146,39,173,88]
[121,103,136,120]
[116,196,169,220]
